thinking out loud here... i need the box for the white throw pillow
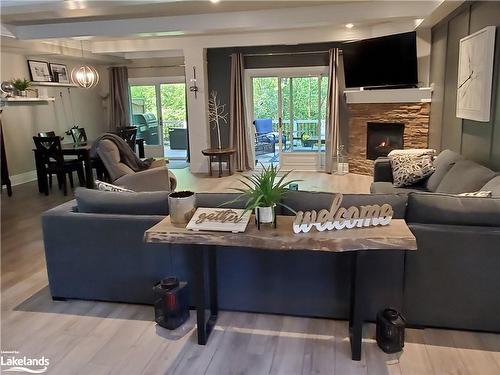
[94,180,134,192]
[390,154,435,188]
[458,191,492,197]
[388,149,436,157]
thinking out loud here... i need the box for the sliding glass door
[248,67,328,169]
[129,78,187,160]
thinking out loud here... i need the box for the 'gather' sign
[293,193,393,234]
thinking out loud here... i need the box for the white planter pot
[256,206,274,224]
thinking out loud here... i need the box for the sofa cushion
[370,181,428,195]
[281,191,408,219]
[75,188,169,215]
[406,192,500,227]
[389,153,435,187]
[435,160,496,194]
[425,149,463,192]
[196,193,247,209]
[481,175,500,198]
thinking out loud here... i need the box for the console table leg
[349,251,364,361]
[194,245,218,345]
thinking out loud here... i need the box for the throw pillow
[435,160,496,194]
[95,180,134,193]
[425,149,463,192]
[388,149,436,157]
[458,191,492,197]
[390,153,435,188]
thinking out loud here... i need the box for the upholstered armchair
[96,139,177,192]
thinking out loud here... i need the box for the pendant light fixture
[71,41,100,89]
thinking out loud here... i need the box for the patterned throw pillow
[94,180,134,193]
[390,154,435,188]
[458,191,492,197]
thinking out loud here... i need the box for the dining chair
[115,126,138,152]
[70,127,88,145]
[33,136,85,196]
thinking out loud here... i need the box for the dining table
[33,138,145,192]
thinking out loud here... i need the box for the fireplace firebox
[366,122,404,160]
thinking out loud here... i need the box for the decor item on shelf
[208,91,228,149]
[71,41,100,89]
[10,78,32,97]
[456,26,496,122]
[49,63,70,83]
[28,60,51,82]
[168,191,196,225]
[230,164,300,225]
[189,66,199,98]
[0,82,14,97]
[332,144,348,175]
[292,193,393,234]
[186,207,251,233]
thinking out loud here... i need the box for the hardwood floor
[1,171,500,375]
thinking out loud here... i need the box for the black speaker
[376,308,405,353]
[153,277,189,330]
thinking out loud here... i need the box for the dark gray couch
[42,188,500,332]
[371,149,500,196]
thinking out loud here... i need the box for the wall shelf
[0,97,55,106]
[344,88,432,104]
[30,82,77,88]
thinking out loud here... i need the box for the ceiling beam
[12,1,439,40]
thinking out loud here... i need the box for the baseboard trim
[10,170,38,186]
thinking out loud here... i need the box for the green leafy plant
[11,78,32,91]
[229,164,302,214]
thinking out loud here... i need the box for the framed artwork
[456,26,496,122]
[27,60,51,82]
[49,63,70,83]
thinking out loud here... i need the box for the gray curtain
[108,66,130,131]
[230,53,253,171]
[325,48,340,173]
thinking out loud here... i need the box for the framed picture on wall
[27,60,51,82]
[49,63,70,83]
[456,26,496,122]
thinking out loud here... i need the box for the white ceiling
[0,1,463,62]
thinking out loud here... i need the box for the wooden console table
[145,216,417,361]
[201,148,236,177]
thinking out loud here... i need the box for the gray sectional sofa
[42,187,500,333]
[371,149,500,196]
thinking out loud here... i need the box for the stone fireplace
[347,103,430,175]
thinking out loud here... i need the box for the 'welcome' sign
[293,194,393,234]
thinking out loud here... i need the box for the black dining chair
[115,126,138,152]
[70,127,88,145]
[33,136,85,196]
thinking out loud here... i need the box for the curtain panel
[230,53,254,172]
[325,48,341,173]
[108,67,131,131]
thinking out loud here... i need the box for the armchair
[96,139,176,192]
[253,118,286,155]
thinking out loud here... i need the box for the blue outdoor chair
[253,118,286,155]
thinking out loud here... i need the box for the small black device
[376,308,406,353]
[153,277,189,330]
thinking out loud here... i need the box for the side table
[201,148,236,177]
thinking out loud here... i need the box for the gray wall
[206,42,348,149]
[429,1,500,170]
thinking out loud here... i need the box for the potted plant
[11,78,32,97]
[233,164,301,224]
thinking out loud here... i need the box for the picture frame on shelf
[27,60,51,82]
[49,63,70,83]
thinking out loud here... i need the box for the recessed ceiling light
[345,23,354,29]
[210,0,220,3]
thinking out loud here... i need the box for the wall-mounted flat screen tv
[342,31,418,89]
